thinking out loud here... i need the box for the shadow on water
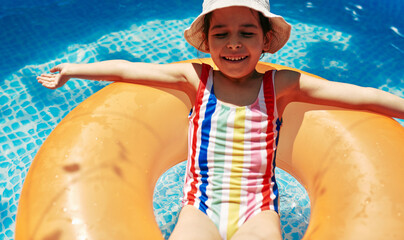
[273,0,404,89]
[299,41,360,83]
[299,32,404,90]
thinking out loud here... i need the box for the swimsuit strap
[262,69,281,213]
[194,63,212,110]
[263,70,275,115]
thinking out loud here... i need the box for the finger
[37,75,55,80]
[50,66,59,73]
[37,76,54,83]
[39,73,56,78]
[41,82,57,89]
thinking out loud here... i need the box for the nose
[226,36,242,50]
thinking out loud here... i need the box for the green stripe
[210,104,231,229]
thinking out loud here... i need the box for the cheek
[207,38,222,53]
[206,36,213,50]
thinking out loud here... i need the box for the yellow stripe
[227,107,246,239]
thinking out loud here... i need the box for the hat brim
[184,1,291,54]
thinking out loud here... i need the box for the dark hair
[198,10,274,53]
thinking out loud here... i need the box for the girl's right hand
[37,64,71,89]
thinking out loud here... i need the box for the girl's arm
[37,60,201,102]
[275,70,404,119]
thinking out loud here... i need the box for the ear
[202,32,209,52]
[263,32,272,52]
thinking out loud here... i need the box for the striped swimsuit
[182,64,282,240]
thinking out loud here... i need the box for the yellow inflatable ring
[16,59,404,239]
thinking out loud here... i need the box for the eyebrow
[210,24,259,30]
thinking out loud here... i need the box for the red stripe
[186,64,211,205]
[261,70,276,211]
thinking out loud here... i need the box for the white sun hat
[184,0,292,54]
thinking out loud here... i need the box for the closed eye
[241,32,255,37]
[213,33,228,38]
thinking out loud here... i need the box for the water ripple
[391,26,404,38]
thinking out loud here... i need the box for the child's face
[207,7,269,80]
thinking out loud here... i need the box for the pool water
[1,0,403,239]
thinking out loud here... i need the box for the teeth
[224,56,247,61]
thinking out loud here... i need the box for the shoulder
[182,62,204,89]
[273,69,301,98]
[162,62,204,88]
[273,68,336,104]
[270,69,302,116]
[168,62,205,106]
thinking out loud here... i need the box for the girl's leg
[169,205,222,240]
[231,210,282,240]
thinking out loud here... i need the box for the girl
[37,0,404,239]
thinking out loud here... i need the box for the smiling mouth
[223,56,248,61]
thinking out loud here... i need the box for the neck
[217,69,261,84]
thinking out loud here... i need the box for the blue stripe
[271,118,282,213]
[198,87,217,213]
